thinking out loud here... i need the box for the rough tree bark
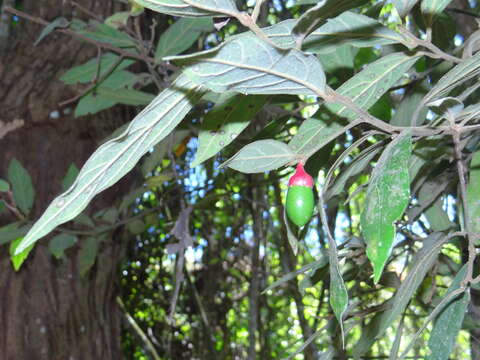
[0,1,134,359]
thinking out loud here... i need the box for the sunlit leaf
[9,237,34,271]
[15,75,204,255]
[169,32,326,96]
[361,131,412,283]
[392,0,420,17]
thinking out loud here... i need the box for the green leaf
[0,178,10,192]
[8,158,35,216]
[376,233,448,337]
[34,17,69,46]
[288,115,347,158]
[60,53,135,85]
[95,87,155,106]
[392,0,420,17]
[62,164,80,191]
[75,21,136,48]
[192,94,268,167]
[317,44,356,74]
[0,223,30,246]
[283,208,299,255]
[421,0,454,25]
[426,265,470,360]
[361,131,412,284]
[422,51,480,105]
[467,151,480,236]
[79,237,99,277]
[391,84,429,126]
[9,237,34,271]
[329,252,348,338]
[134,0,237,17]
[15,75,204,255]
[48,233,78,259]
[222,140,296,174]
[304,11,408,53]
[156,17,213,60]
[293,0,369,43]
[326,52,420,121]
[169,32,326,96]
[105,12,130,29]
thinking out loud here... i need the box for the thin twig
[251,0,267,23]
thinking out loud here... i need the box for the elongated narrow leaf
[156,17,213,60]
[79,237,99,277]
[327,53,420,121]
[169,32,326,96]
[75,21,136,48]
[376,233,447,337]
[192,94,267,167]
[222,140,296,173]
[289,115,347,158]
[284,208,299,255]
[329,251,348,337]
[293,0,369,43]
[361,131,412,283]
[392,0,420,17]
[427,265,470,360]
[467,151,480,237]
[304,11,410,54]
[15,75,204,254]
[95,87,155,106]
[8,159,35,216]
[134,0,237,17]
[423,51,480,104]
[34,17,69,46]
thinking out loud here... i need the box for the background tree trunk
[0,1,134,359]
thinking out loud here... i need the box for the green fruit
[286,186,314,227]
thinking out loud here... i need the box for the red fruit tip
[288,163,314,187]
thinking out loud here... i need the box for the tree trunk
[0,1,133,359]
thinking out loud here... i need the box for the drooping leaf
[361,131,412,283]
[376,233,448,337]
[79,236,99,277]
[467,150,480,236]
[169,32,326,96]
[60,53,135,85]
[134,0,237,17]
[293,0,369,43]
[74,20,136,48]
[94,87,155,106]
[15,75,204,255]
[329,250,348,338]
[192,94,268,167]
[34,17,69,46]
[390,84,429,126]
[283,208,299,255]
[392,0,420,17]
[62,164,80,191]
[222,140,296,174]
[8,158,35,216]
[426,265,470,360]
[303,11,409,53]
[156,17,213,60]
[9,237,34,271]
[48,233,78,259]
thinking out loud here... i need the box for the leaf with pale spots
[361,131,412,283]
